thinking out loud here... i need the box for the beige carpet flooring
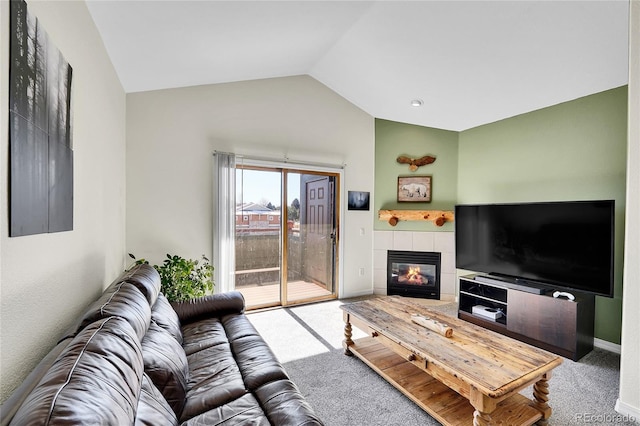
[247,297,636,426]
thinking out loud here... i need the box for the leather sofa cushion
[181,318,229,356]
[181,394,270,426]
[120,263,161,305]
[254,380,323,426]
[151,293,183,344]
[10,316,143,426]
[77,281,152,340]
[141,321,189,417]
[181,342,247,421]
[231,335,289,390]
[58,279,153,343]
[135,374,179,426]
[222,314,289,389]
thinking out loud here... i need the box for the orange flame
[407,266,421,283]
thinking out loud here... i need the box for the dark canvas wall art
[348,191,370,211]
[9,0,73,236]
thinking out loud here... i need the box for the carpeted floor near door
[247,298,637,426]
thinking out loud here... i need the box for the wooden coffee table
[341,296,563,426]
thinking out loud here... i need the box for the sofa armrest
[171,291,245,325]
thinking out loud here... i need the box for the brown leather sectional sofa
[1,264,323,425]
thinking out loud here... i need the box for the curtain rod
[214,151,346,170]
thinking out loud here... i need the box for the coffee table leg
[533,372,552,425]
[473,410,492,426]
[343,314,354,356]
[470,387,495,426]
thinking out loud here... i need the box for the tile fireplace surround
[373,230,456,300]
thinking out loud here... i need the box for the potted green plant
[128,253,214,302]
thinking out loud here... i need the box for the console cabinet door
[507,290,577,353]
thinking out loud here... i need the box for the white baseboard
[440,293,456,302]
[594,338,622,354]
[341,289,374,299]
[615,399,640,421]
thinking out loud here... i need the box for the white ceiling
[86,1,630,131]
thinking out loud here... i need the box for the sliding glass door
[235,166,338,309]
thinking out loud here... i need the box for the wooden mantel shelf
[378,209,454,227]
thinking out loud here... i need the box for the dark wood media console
[458,274,595,361]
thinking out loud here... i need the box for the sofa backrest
[1,265,163,425]
[120,264,162,305]
[135,374,179,426]
[151,293,183,344]
[9,316,144,425]
[59,264,161,342]
[141,321,189,417]
[0,339,71,426]
[75,281,152,340]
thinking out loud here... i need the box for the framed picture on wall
[9,0,74,236]
[397,176,432,203]
[347,191,370,211]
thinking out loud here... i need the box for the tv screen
[455,200,614,297]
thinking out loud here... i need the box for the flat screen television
[455,200,614,297]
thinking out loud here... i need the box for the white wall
[126,75,374,298]
[617,0,640,419]
[0,0,127,401]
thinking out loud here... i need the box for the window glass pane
[235,168,281,308]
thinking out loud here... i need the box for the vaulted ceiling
[86,1,629,131]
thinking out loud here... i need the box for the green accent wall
[374,86,627,344]
[458,86,627,344]
[374,119,459,231]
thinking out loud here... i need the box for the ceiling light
[410,99,423,107]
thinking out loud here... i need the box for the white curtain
[212,152,236,293]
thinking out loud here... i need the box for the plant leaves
[154,254,214,302]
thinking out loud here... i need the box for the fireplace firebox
[387,250,441,299]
